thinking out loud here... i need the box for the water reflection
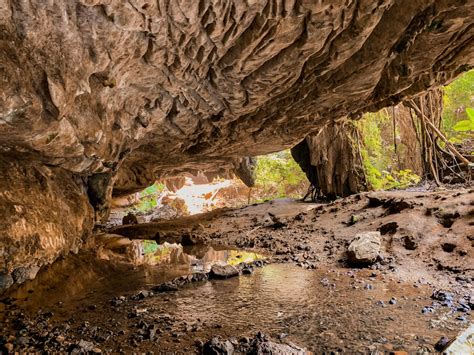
[99,236,264,273]
[2,257,455,353]
[1,243,264,318]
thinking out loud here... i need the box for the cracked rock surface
[0,1,473,287]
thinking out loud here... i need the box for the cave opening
[1,2,473,353]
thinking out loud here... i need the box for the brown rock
[209,264,239,279]
[122,212,139,225]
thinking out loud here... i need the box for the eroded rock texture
[0,0,473,287]
[0,156,94,288]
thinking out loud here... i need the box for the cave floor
[1,188,472,353]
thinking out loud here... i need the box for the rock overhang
[0,0,472,194]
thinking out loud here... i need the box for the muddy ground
[112,188,473,285]
[1,188,473,353]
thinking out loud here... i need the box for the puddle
[1,246,468,353]
[0,243,264,317]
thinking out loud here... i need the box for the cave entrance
[107,149,309,228]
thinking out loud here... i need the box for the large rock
[347,232,382,265]
[209,264,239,279]
[202,337,235,355]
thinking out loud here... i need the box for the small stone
[4,343,13,352]
[421,306,434,314]
[147,325,158,340]
[242,266,253,275]
[209,264,239,279]
[75,340,95,352]
[191,272,208,282]
[152,282,178,292]
[348,214,361,225]
[441,243,456,253]
[389,297,397,305]
[434,336,450,351]
[194,339,204,348]
[130,290,152,300]
[431,290,454,302]
[202,337,234,355]
[122,212,138,225]
[403,235,418,250]
[377,222,398,235]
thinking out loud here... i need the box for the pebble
[421,306,434,314]
[434,336,449,351]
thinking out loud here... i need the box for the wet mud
[1,188,473,353]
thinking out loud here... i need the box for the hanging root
[404,91,472,185]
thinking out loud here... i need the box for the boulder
[202,337,234,355]
[209,265,239,279]
[347,232,382,265]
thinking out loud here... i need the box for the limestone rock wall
[0,0,473,287]
[1,1,472,190]
[0,156,94,290]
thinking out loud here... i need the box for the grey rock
[347,232,382,265]
[0,272,14,290]
[203,337,234,355]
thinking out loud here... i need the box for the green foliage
[453,107,474,132]
[442,70,474,141]
[128,182,165,213]
[357,111,421,190]
[253,150,307,202]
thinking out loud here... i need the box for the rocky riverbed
[1,188,472,353]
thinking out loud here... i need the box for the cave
[1,1,473,353]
